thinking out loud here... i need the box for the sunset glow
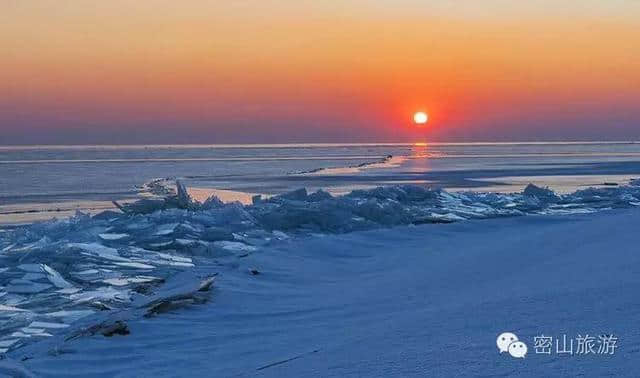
[1,1,639,144]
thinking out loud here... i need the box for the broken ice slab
[153,223,179,236]
[73,269,100,275]
[28,321,69,329]
[17,264,43,273]
[0,305,29,312]
[148,241,172,249]
[0,339,19,348]
[213,241,257,252]
[103,276,162,287]
[67,243,129,262]
[113,262,155,269]
[45,310,95,323]
[20,273,46,281]
[98,233,129,241]
[5,282,52,294]
[10,332,33,338]
[41,264,74,289]
[20,328,52,337]
[153,252,194,267]
[139,274,215,317]
[70,287,130,304]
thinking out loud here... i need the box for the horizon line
[1,140,639,150]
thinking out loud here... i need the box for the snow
[1,208,637,376]
[0,181,640,374]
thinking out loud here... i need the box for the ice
[0,339,19,348]
[17,265,43,273]
[45,310,94,323]
[28,321,69,329]
[21,273,45,281]
[154,223,179,236]
[0,216,210,352]
[98,233,129,241]
[2,180,640,355]
[0,305,29,313]
[41,264,74,289]
[21,328,47,335]
[10,332,32,338]
[156,252,192,263]
[73,269,99,275]
[70,288,130,304]
[213,241,257,252]
[67,243,128,262]
[103,276,162,287]
[114,262,155,269]
[5,282,52,294]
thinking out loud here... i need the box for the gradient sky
[1,0,639,144]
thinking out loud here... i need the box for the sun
[413,111,428,124]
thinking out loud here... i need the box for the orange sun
[413,111,428,125]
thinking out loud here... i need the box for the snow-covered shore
[5,207,640,377]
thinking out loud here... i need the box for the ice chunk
[154,223,179,236]
[0,304,29,312]
[99,233,129,241]
[176,180,193,209]
[6,282,52,294]
[0,339,19,348]
[156,252,192,263]
[70,287,130,303]
[104,276,162,286]
[272,230,289,239]
[114,198,167,214]
[21,273,46,281]
[10,332,31,338]
[41,264,74,288]
[114,262,155,269]
[46,310,94,322]
[103,278,135,286]
[21,328,47,335]
[523,183,560,202]
[74,269,100,275]
[149,241,173,248]
[28,321,69,329]
[175,238,199,247]
[213,241,257,252]
[67,243,129,262]
[17,264,43,273]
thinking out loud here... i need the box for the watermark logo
[534,334,618,356]
[498,332,618,358]
[508,340,528,358]
[497,332,527,358]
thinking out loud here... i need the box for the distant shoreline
[1,141,639,149]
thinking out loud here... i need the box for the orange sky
[1,1,639,143]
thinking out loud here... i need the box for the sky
[1,0,639,144]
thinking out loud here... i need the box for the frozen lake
[3,142,640,224]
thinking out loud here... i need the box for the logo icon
[497,332,527,358]
[508,340,528,358]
